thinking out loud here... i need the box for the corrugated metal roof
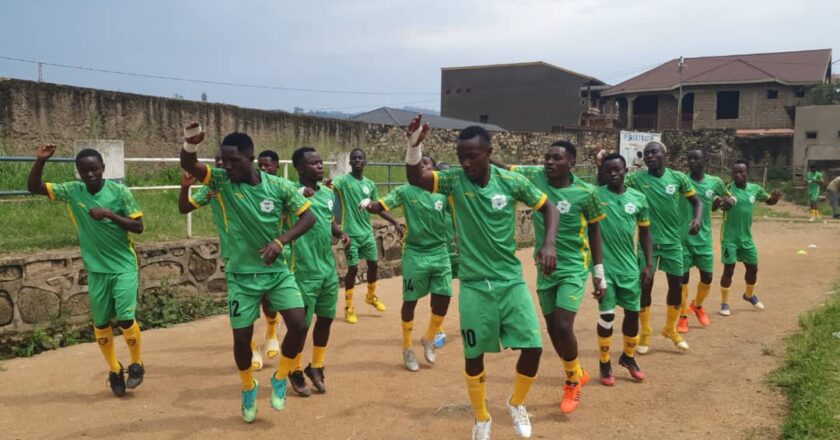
[441,61,605,85]
[350,107,506,132]
[603,49,832,96]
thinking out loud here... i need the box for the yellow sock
[679,284,689,316]
[623,334,639,357]
[345,288,354,308]
[401,321,413,350]
[561,358,583,384]
[273,355,295,380]
[721,286,730,304]
[311,345,327,368]
[639,307,652,338]
[598,337,611,363]
[250,338,258,353]
[694,282,711,307]
[664,305,680,333]
[121,320,142,365]
[292,352,303,372]
[239,369,255,391]
[465,371,491,421]
[265,313,279,340]
[424,314,445,341]
[367,281,377,299]
[93,326,121,373]
[509,373,536,406]
[745,284,756,298]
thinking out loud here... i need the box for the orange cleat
[689,303,710,326]
[560,370,589,414]
[676,316,689,333]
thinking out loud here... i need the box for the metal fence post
[187,186,193,238]
[387,164,392,193]
[284,163,289,179]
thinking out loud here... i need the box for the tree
[804,78,840,105]
[293,106,305,114]
[173,93,184,100]
[201,92,208,102]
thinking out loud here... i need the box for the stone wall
[0,213,534,348]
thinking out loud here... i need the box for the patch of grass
[135,280,226,329]
[769,278,840,439]
[8,313,92,358]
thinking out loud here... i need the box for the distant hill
[290,106,439,120]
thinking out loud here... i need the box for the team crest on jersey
[749,195,756,204]
[328,200,334,211]
[665,184,677,195]
[491,194,507,210]
[434,200,444,211]
[705,189,714,199]
[362,186,371,195]
[260,199,275,213]
[624,202,637,214]
[556,199,571,214]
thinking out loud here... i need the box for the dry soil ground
[2,220,840,440]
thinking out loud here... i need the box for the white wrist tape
[405,144,422,166]
[182,141,199,153]
[593,264,607,289]
[183,124,202,153]
[297,187,307,196]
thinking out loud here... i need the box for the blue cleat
[270,375,287,411]
[719,303,731,316]
[743,294,765,310]
[433,331,446,349]
[241,379,258,423]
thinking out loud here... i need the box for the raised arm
[27,144,56,196]
[404,115,434,191]
[180,121,209,182]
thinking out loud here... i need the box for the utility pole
[677,56,685,129]
[37,62,43,82]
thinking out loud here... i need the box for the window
[465,88,471,93]
[479,114,489,123]
[767,89,778,99]
[716,91,739,120]
[795,87,806,98]
[456,88,461,94]
[445,89,451,95]
[806,131,817,139]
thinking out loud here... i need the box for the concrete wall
[440,64,595,132]
[793,104,840,168]
[684,84,797,129]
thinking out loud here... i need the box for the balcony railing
[632,114,657,131]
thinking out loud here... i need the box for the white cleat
[506,398,532,438]
[636,345,649,355]
[472,418,492,440]
[403,349,419,372]
[420,337,436,364]
[264,338,280,360]
[251,349,264,371]
[720,303,731,316]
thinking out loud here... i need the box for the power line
[0,55,437,96]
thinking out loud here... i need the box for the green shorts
[682,243,715,274]
[458,279,542,359]
[402,247,452,301]
[808,188,820,202]
[226,271,304,329]
[296,274,339,327]
[536,272,587,314]
[345,233,378,267]
[639,243,684,276]
[599,273,641,312]
[88,271,138,326]
[721,241,758,265]
[449,254,459,280]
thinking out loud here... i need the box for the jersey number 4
[403,279,414,292]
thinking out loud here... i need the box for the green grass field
[770,276,840,439]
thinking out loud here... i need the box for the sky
[0,0,837,113]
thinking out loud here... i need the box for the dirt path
[2,221,839,440]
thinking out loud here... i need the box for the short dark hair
[75,148,103,164]
[422,155,437,167]
[350,147,365,157]
[221,132,254,154]
[292,146,317,168]
[436,162,452,171]
[549,140,576,158]
[733,159,750,170]
[458,126,491,145]
[258,150,279,162]
[602,153,626,167]
[809,163,817,170]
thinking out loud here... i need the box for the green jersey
[189,185,230,260]
[46,180,142,273]
[333,174,379,237]
[433,165,548,281]
[287,183,337,276]
[596,186,650,276]
[379,184,450,253]
[202,165,311,274]
[807,171,824,192]
[625,168,695,245]
[511,167,604,276]
[721,182,769,246]
[681,174,730,247]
